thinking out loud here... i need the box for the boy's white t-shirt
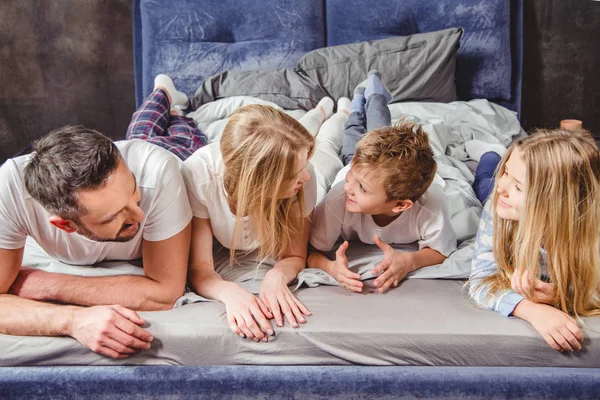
[182,143,317,251]
[0,140,193,265]
[310,166,457,257]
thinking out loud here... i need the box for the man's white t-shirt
[182,143,317,251]
[0,139,193,265]
[310,166,457,257]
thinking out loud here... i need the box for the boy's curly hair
[352,120,436,202]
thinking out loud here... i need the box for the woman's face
[496,149,526,221]
[278,147,311,199]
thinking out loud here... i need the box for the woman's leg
[473,151,502,204]
[311,100,349,203]
[298,97,334,136]
[126,75,206,160]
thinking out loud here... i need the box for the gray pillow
[297,27,463,104]
[191,27,463,110]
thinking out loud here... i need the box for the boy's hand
[328,241,363,293]
[511,268,556,305]
[372,236,416,293]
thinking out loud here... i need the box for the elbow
[138,285,184,311]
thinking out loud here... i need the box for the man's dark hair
[24,125,121,219]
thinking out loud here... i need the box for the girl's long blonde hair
[220,104,315,262]
[484,128,600,317]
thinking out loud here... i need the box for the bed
[2,0,600,398]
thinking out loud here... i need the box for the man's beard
[75,222,140,243]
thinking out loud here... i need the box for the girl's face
[278,147,311,199]
[496,149,526,221]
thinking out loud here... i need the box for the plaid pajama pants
[126,89,207,160]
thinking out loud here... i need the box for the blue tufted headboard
[134,0,522,114]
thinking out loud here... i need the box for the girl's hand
[328,241,363,293]
[259,269,311,329]
[221,284,274,342]
[371,236,415,293]
[514,300,583,352]
[511,268,556,304]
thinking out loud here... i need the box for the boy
[308,72,457,293]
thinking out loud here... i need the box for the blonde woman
[469,128,600,352]
[182,100,349,342]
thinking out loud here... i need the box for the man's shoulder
[0,155,33,198]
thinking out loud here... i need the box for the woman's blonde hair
[484,128,600,317]
[220,104,315,262]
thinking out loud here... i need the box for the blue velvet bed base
[4,1,593,398]
[2,366,600,399]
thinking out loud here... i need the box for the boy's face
[343,164,404,215]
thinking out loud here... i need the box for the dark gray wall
[0,0,135,162]
[521,0,600,135]
[1,0,599,163]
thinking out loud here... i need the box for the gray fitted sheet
[2,279,599,367]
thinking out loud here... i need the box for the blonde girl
[182,100,346,342]
[469,128,600,352]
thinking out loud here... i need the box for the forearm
[411,248,447,270]
[271,256,306,284]
[188,266,239,303]
[39,273,179,311]
[307,251,334,274]
[0,294,76,337]
[511,298,540,320]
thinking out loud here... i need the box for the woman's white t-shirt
[182,143,317,251]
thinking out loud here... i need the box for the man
[0,126,192,359]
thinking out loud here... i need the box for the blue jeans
[473,151,502,203]
[341,93,391,165]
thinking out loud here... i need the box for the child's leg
[365,94,391,131]
[364,71,392,131]
[473,151,502,203]
[298,97,334,137]
[341,88,367,165]
[126,75,206,160]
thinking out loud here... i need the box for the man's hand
[69,305,154,359]
[326,241,363,292]
[371,236,415,293]
[511,268,556,304]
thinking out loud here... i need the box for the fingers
[110,305,146,325]
[100,337,138,356]
[291,295,311,317]
[520,271,531,294]
[227,314,245,338]
[257,297,274,321]
[549,330,574,352]
[277,293,299,328]
[288,295,307,325]
[373,269,392,287]
[542,333,564,352]
[338,274,364,292]
[112,313,154,345]
[559,325,582,352]
[93,343,130,359]
[241,311,268,342]
[371,260,389,276]
[106,323,152,351]
[233,314,257,341]
[251,303,274,337]
[336,241,349,261]
[377,275,400,293]
[567,320,585,343]
[374,235,392,252]
[263,294,284,328]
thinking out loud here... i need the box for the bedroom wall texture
[0,0,598,163]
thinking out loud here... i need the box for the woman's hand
[221,284,274,342]
[259,269,311,328]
